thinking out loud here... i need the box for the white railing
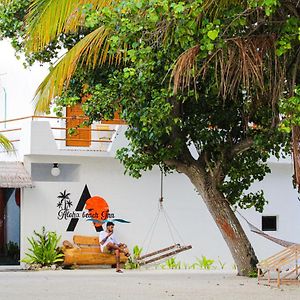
[0,115,125,153]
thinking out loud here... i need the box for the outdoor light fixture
[51,163,61,177]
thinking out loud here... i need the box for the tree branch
[230,138,254,157]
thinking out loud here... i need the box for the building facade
[0,115,299,268]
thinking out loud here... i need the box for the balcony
[0,115,127,159]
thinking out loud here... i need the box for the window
[262,216,277,231]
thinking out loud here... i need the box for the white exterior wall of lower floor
[241,162,300,259]
[20,155,300,268]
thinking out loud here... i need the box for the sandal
[116,269,123,273]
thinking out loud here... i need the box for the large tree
[1,0,299,275]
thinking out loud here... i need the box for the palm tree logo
[57,190,72,211]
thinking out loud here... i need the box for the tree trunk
[178,163,258,276]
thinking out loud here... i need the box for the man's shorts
[102,246,115,254]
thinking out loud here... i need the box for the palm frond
[170,45,199,93]
[0,134,14,152]
[172,35,285,108]
[26,0,112,52]
[0,0,14,3]
[34,25,113,113]
[203,0,248,17]
[213,36,285,103]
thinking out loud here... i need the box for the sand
[0,268,299,300]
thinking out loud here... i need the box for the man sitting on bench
[99,221,130,273]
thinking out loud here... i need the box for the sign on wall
[56,185,114,232]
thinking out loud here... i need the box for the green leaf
[207,29,219,40]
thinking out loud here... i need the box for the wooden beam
[138,244,180,260]
[139,245,192,265]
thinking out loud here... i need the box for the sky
[0,39,49,120]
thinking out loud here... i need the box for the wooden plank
[271,254,300,269]
[138,244,180,260]
[257,268,261,285]
[52,127,115,132]
[140,245,192,265]
[56,138,111,143]
[277,268,281,288]
[78,248,101,254]
[258,247,300,269]
[258,248,293,266]
[258,252,289,267]
[66,104,91,147]
[73,235,99,246]
[0,128,21,133]
[281,265,300,279]
[63,248,128,265]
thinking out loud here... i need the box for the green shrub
[248,269,258,278]
[160,257,181,269]
[217,257,226,270]
[125,245,143,269]
[21,227,64,266]
[191,256,215,270]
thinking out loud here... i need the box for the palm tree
[57,190,72,211]
[0,133,13,152]
[22,0,118,113]
[0,0,116,112]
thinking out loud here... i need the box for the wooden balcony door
[66,104,91,147]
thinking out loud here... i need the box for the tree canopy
[1,0,299,275]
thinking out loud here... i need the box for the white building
[0,112,299,269]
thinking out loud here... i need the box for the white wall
[239,161,300,259]
[20,155,300,269]
[22,155,232,267]
[0,40,48,120]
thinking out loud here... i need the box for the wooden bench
[257,244,300,287]
[62,235,128,266]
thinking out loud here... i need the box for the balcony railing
[0,115,125,154]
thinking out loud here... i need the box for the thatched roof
[0,161,33,188]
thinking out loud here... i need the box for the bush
[125,245,143,269]
[21,227,64,267]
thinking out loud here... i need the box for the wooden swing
[136,172,192,266]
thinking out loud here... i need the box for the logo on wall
[56,185,115,232]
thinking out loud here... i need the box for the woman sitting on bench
[99,221,130,273]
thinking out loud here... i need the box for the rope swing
[137,171,192,265]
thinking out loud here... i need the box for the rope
[162,208,177,244]
[159,172,181,244]
[141,171,189,256]
[235,210,295,247]
[141,209,160,254]
[163,208,185,245]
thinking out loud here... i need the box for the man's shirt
[99,231,118,251]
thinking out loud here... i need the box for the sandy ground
[0,268,299,300]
